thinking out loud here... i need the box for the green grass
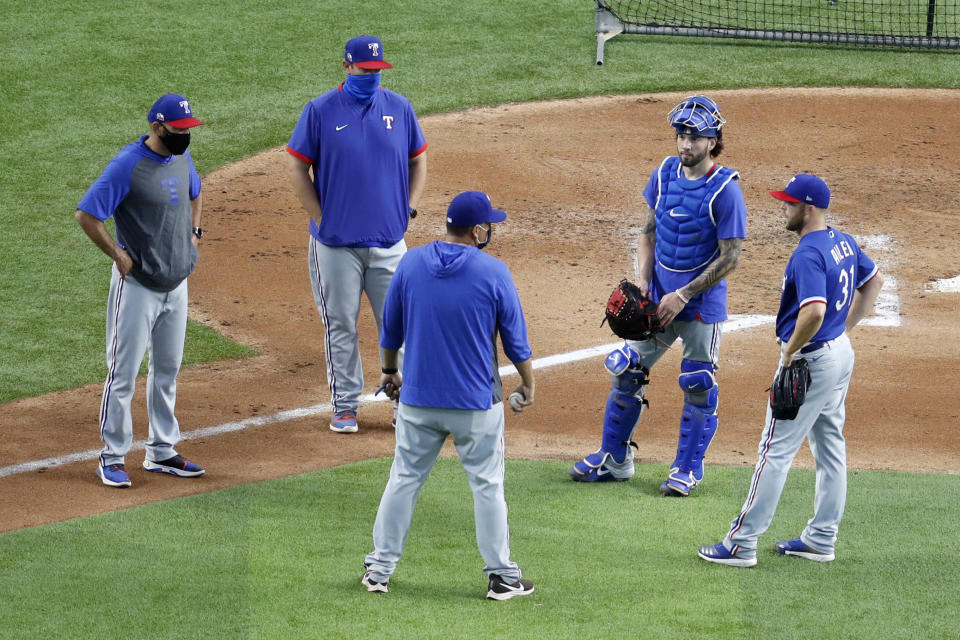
[0,459,956,639]
[2,0,959,402]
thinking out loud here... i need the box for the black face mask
[159,127,190,155]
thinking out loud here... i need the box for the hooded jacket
[380,241,531,410]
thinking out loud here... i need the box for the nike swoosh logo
[811,355,825,362]
[596,468,610,476]
[668,210,689,218]
[500,583,526,592]
[335,124,349,131]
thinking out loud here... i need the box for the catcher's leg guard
[571,345,649,483]
[662,359,719,497]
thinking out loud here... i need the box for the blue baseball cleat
[570,449,634,482]
[330,409,359,433]
[96,460,132,488]
[697,542,757,567]
[775,538,835,562]
[660,466,703,496]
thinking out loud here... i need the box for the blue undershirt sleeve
[76,152,137,221]
[187,151,202,200]
[714,180,747,240]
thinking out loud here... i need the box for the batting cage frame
[595,0,960,64]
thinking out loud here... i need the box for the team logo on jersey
[382,115,395,130]
[368,42,381,57]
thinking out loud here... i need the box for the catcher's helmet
[667,95,726,138]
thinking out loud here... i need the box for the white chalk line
[0,314,776,479]
[925,274,960,293]
[855,234,900,327]
[1,269,897,481]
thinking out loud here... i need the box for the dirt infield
[2,88,958,533]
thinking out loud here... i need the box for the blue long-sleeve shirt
[380,241,531,410]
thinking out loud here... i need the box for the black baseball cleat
[142,455,205,477]
[486,574,534,600]
[361,570,389,593]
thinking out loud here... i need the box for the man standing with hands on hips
[362,191,536,600]
[286,34,428,434]
[76,93,207,488]
[698,174,882,567]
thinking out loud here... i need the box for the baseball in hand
[508,391,525,412]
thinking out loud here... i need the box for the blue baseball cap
[345,35,393,69]
[446,191,507,227]
[148,93,204,128]
[770,173,830,209]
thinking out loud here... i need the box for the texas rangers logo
[382,115,394,130]
[180,100,191,113]
[368,42,381,58]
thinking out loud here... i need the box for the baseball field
[2,1,960,638]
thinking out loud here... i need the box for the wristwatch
[192,227,203,239]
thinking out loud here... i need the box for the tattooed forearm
[639,207,656,235]
[680,237,743,297]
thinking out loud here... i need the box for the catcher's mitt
[769,358,811,420]
[602,279,663,341]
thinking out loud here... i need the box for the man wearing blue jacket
[361,191,537,601]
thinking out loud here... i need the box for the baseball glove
[602,279,663,341]
[769,358,811,420]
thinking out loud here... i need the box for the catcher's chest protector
[654,157,738,272]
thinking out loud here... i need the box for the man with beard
[570,95,748,497]
[76,93,206,488]
[698,174,882,567]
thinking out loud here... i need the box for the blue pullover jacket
[380,241,531,410]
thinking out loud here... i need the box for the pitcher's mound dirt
[2,89,958,532]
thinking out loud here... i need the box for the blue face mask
[343,73,381,104]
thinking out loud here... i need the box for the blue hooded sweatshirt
[380,241,531,410]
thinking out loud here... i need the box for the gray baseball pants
[724,333,855,558]
[364,402,521,584]
[99,265,187,465]
[308,237,405,413]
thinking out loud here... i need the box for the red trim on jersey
[286,146,313,164]
[859,271,879,288]
[706,163,717,177]
[798,298,827,309]
[409,142,428,158]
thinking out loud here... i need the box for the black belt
[800,341,828,354]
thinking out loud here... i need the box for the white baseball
[508,391,525,411]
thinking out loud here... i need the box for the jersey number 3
[836,265,856,311]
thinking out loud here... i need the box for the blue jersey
[77,136,201,291]
[380,241,532,411]
[642,159,747,323]
[776,228,878,343]
[287,84,427,248]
